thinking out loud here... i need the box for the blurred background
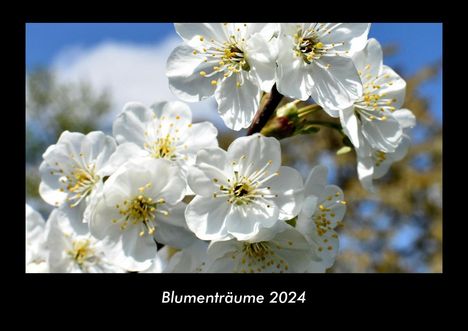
[26,23,442,272]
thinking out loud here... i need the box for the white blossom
[39,131,116,224]
[357,109,416,191]
[110,100,218,175]
[296,166,346,272]
[88,158,188,271]
[162,240,210,273]
[185,133,303,242]
[167,23,278,130]
[276,23,370,113]
[339,38,408,158]
[206,222,317,273]
[26,204,49,273]
[46,208,124,273]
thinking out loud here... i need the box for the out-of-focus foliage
[26,68,112,215]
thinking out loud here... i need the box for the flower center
[145,134,176,159]
[233,182,251,198]
[223,44,250,71]
[230,241,291,273]
[216,174,255,205]
[354,70,399,118]
[112,183,168,237]
[374,151,387,166]
[293,26,344,64]
[243,242,270,258]
[211,157,279,206]
[354,92,393,122]
[62,164,99,207]
[67,239,95,268]
[310,192,346,253]
[196,24,251,87]
[295,35,325,64]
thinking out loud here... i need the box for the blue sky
[26,23,442,121]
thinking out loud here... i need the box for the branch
[247,84,283,135]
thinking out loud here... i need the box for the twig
[247,84,283,135]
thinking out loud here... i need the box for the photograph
[25,22,442,274]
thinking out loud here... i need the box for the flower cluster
[167,23,416,190]
[26,23,416,273]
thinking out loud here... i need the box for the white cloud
[51,36,228,131]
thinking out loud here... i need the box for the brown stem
[247,84,283,135]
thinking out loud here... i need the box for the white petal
[309,229,340,269]
[26,205,48,266]
[187,147,229,196]
[306,260,327,273]
[166,44,221,102]
[53,131,85,155]
[296,211,313,239]
[317,185,346,229]
[227,134,281,176]
[373,136,411,179]
[361,113,402,153]
[357,152,376,193]
[319,23,371,55]
[271,226,318,272]
[279,23,302,36]
[304,165,328,197]
[164,240,210,273]
[352,38,383,78]
[391,135,411,162]
[207,240,240,262]
[246,33,277,92]
[215,72,261,130]
[57,203,89,235]
[154,203,196,249]
[88,195,123,240]
[113,102,152,145]
[26,204,45,244]
[109,158,185,204]
[393,108,416,129]
[309,56,362,112]
[81,131,116,171]
[185,196,231,241]
[174,23,228,48]
[38,161,68,206]
[339,107,361,149]
[245,23,279,39]
[46,215,73,273]
[245,221,286,243]
[207,240,242,273]
[366,65,406,110]
[26,261,49,273]
[225,203,279,241]
[276,36,312,100]
[140,254,165,273]
[267,166,304,220]
[150,100,192,131]
[184,122,218,154]
[145,159,187,205]
[101,142,148,175]
[300,195,318,218]
[115,228,157,271]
